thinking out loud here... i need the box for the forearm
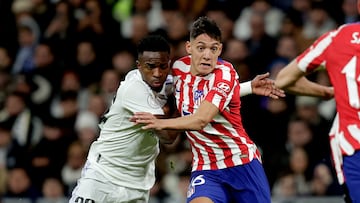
[285,77,333,98]
[157,114,207,131]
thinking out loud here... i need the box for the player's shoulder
[120,70,148,92]
[173,56,191,67]
[333,22,360,36]
[216,58,236,73]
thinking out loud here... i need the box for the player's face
[186,33,222,76]
[137,51,171,92]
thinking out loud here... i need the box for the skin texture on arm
[132,100,218,131]
[275,60,334,99]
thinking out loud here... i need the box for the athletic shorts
[186,159,271,203]
[69,161,149,203]
[343,150,360,203]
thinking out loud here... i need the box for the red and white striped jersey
[296,23,360,156]
[172,56,261,171]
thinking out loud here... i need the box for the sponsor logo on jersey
[212,82,230,97]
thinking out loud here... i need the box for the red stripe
[207,123,235,167]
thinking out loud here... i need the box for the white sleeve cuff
[240,81,252,97]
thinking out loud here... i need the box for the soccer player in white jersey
[69,35,179,203]
[133,16,275,203]
[274,1,360,202]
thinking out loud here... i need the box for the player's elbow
[193,116,209,130]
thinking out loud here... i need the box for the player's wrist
[240,81,252,97]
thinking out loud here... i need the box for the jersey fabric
[172,56,261,172]
[84,69,173,191]
[69,161,150,203]
[186,159,270,203]
[296,23,360,156]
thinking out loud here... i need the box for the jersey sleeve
[296,29,338,72]
[204,64,238,112]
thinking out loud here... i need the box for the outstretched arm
[275,60,334,99]
[240,72,286,99]
[131,100,218,131]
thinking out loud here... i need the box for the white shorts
[69,161,150,203]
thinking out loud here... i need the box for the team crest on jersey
[194,90,204,105]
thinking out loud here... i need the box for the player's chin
[151,82,163,92]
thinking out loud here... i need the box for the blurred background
[0,0,355,202]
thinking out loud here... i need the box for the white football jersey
[86,69,173,190]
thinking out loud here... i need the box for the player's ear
[185,41,192,54]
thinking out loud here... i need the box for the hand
[251,72,286,99]
[130,112,163,130]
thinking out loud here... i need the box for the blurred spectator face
[288,119,312,147]
[206,10,233,42]
[309,8,328,27]
[251,0,271,14]
[18,26,35,46]
[112,51,134,79]
[266,98,288,114]
[43,124,62,140]
[250,13,266,40]
[88,94,107,117]
[295,96,319,122]
[292,0,311,12]
[0,128,12,147]
[34,44,54,68]
[67,142,86,169]
[134,0,152,12]
[289,147,309,174]
[5,94,26,116]
[223,39,248,62]
[7,168,31,195]
[131,14,149,44]
[311,163,333,195]
[274,173,296,197]
[42,178,64,198]
[0,48,12,70]
[61,71,81,91]
[77,41,96,66]
[85,0,101,21]
[69,0,83,7]
[276,36,298,60]
[343,0,358,16]
[166,12,189,41]
[100,69,120,93]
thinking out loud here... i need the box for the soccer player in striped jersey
[274,1,360,202]
[133,16,276,203]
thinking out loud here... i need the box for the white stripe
[339,131,355,155]
[298,30,338,72]
[348,124,360,143]
[219,65,231,81]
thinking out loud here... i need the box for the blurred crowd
[0,0,357,202]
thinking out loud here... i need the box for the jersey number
[341,56,360,109]
[75,197,95,203]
